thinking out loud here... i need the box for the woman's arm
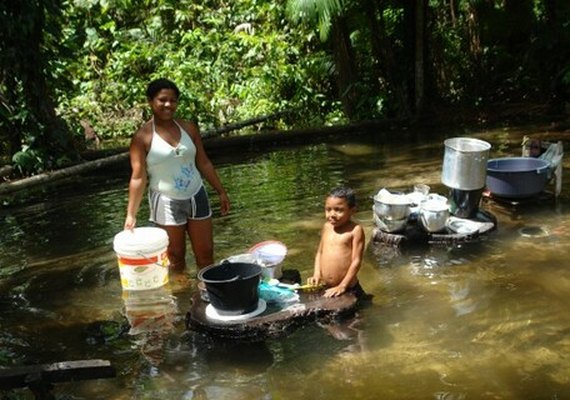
[183,120,230,215]
[124,129,149,230]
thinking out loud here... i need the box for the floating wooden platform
[372,208,497,247]
[186,290,359,342]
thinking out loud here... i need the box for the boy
[308,186,366,298]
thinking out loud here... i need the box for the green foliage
[0,0,78,175]
[286,0,345,42]
[12,147,44,175]
[2,0,569,171]
[54,0,340,141]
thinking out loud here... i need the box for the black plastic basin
[198,262,262,316]
[486,157,549,199]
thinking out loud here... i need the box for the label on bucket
[117,251,169,291]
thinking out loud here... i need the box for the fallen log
[202,111,289,137]
[0,359,115,392]
[0,153,129,196]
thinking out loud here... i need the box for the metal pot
[486,157,549,198]
[418,198,450,233]
[373,190,411,221]
[441,137,491,190]
[373,213,408,233]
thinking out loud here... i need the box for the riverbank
[1,103,568,196]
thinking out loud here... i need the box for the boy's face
[324,196,355,228]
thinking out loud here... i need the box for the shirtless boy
[308,186,365,298]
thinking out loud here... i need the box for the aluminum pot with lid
[441,137,491,190]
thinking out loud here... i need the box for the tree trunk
[449,0,458,26]
[504,0,534,52]
[362,0,384,92]
[0,0,76,165]
[330,16,358,119]
[375,1,411,117]
[414,0,426,114]
[466,3,482,57]
[542,0,558,26]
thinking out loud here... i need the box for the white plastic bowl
[248,241,287,266]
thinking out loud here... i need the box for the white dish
[446,217,481,235]
[205,299,267,323]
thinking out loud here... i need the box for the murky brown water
[1,124,569,399]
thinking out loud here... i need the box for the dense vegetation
[1,0,569,175]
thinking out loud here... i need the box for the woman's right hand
[124,215,136,231]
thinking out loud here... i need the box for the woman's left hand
[219,191,230,216]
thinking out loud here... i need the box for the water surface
[1,124,569,399]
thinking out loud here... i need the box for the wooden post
[0,359,115,399]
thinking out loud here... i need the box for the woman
[124,78,230,272]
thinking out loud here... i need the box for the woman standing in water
[124,78,230,272]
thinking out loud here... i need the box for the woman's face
[149,89,178,120]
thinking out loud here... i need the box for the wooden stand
[521,136,563,197]
[0,359,115,400]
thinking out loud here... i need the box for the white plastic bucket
[113,227,170,291]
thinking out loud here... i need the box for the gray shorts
[149,185,212,226]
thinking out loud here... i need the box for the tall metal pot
[441,137,491,190]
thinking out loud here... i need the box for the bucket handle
[200,261,242,283]
[136,251,167,268]
[220,260,241,281]
[201,275,241,284]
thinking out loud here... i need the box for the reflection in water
[122,286,177,365]
[1,128,570,398]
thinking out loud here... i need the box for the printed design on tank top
[168,139,198,193]
[174,163,198,192]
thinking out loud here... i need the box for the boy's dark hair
[146,78,180,100]
[329,186,356,208]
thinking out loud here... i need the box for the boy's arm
[308,228,324,285]
[324,224,365,297]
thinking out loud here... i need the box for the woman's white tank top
[146,120,203,199]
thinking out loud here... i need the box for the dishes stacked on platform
[373,187,453,234]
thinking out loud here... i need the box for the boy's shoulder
[348,219,363,230]
[352,221,365,235]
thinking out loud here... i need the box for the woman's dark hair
[329,186,356,208]
[146,78,180,100]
